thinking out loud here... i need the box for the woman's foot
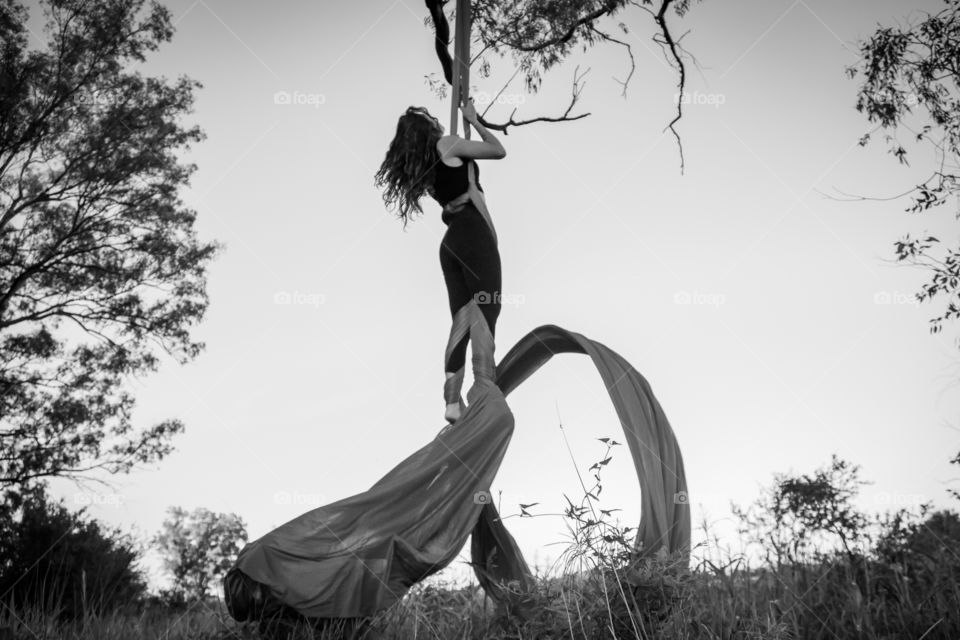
[445,401,462,424]
[444,370,465,423]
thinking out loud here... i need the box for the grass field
[2,509,957,640]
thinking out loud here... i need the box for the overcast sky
[24,0,960,588]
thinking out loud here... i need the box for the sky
[19,0,960,590]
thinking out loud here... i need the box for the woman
[374,99,506,424]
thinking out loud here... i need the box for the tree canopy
[424,0,702,169]
[0,0,219,493]
[847,0,960,343]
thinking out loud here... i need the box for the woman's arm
[440,99,506,161]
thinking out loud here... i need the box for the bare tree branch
[423,0,697,169]
[586,24,637,98]
[654,0,686,173]
[479,66,591,134]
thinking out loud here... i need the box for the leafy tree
[876,505,960,561]
[847,1,960,344]
[0,483,147,620]
[0,0,220,493]
[732,455,871,566]
[154,506,247,601]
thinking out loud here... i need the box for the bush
[0,483,147,621]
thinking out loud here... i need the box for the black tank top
[432,158,483,206]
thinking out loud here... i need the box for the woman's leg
[440,239,472,421]
[440,262,473,374]
[460,244,502,372]
[439,209,502,420]
[442,214,501,374]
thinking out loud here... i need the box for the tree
[0,483,147,620]
[732,455,871,566]
[0,0,220,494]
[154,506,247,601]
[423,0,703,170]
[846,1,960,345]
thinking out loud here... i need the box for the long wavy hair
[374,106,444,230]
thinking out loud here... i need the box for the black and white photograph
[1,0,958,638]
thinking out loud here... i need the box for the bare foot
[445,401,462,423]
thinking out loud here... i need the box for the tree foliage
[0,483,147,620]
[0,0,220,492]
[154,506,247,601]
[424,0,703,168]
[732,455,871,566]
[847,0,960,342]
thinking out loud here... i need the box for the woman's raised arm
[439,99,506,161]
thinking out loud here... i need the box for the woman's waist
[441,186,498,246]
[441,201,485,226]
[441,190,486,224]
[440,186,484,207]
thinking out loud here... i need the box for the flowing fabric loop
[225,320,690,623]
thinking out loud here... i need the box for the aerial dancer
[374,97,506,424]
[223,1,692,630]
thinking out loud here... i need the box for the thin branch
[478,66,592,135]
[470,39,494,66]
[816,180,938,203]
[654,0,686,173]
[587,24,636,98]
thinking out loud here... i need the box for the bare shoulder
[437,135,464,167]
[437,134,459,152]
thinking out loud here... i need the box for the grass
[5,541,956,639]
[1,442,958,639]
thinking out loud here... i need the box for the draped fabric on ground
[224,300,690,622]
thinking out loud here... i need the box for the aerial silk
[223,299,690,622]
[224,0,688,625]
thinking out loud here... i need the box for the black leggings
[439,203,501,374]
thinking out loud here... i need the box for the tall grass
[2,441,957,639]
